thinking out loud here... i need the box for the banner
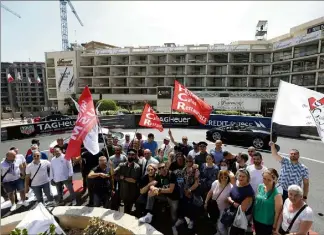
[203,115,271,129]
[172,80,212,125]
[65,86,99,160]
[55,58,75,94]
[139,104,163,132]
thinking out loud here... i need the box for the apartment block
[1,62,49,113]
[44,18,324,116]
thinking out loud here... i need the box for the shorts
[3,178,25,193]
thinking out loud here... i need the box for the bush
[98,100,117,111]
[10,224,56,235]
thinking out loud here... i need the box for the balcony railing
[78,83,89,88]
[208,72,227,75]
[187,83,204,87]
[46,63,55,67]
[95,61,110,65]
[111,61,129,65]
[149,60,167,64]
[229,71,248,75]
[317,74,324,85]
[48,94,57,98]
[187,59,207,64]
[272,70,290,75]
[230,58,249,63]
[129,72,146,76]
[168,60,186,64]
[294,49,318,58]
[251,59,271,63]
[111,72,127,76]
[149,71,165,75]
[132,60,148,65]
[188,72,206,75]
[79,72,93,77]
[47,74,56,78]
[111,83,127,87]
[252,71,271,75]
[80,62,93,66]
[129,83,146,87]
[273,55,293,62]
[93,83,109,87]
[208,59,228,63]
[168,71,185,75]
[151,82,165,86]
[292,65,317,72]
[291,78,315,86]
[47,84,56,88]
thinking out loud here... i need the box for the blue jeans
[55,180,76,201]
[32,182,54,203]
[3,178,24,193]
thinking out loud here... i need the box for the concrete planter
[0,206,163,235]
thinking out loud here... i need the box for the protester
[114,148,142,214]
[235,152,249,171]
[168,129,193,157]
[26,144,48,164]
[87,156,114,208]
[142,133,158,157]
[53,137,68,154]
[50,147,77,206]
[25,151,55,206]
[102,135,115,157]
[168,153,185,172]
[268,168,283,195]
[275,185,313,235]
[247,146,256,164]
[246,152,267,194]
[154,148,165,163]
[1,151,28,211]
[269,141,309,203]
[141,149,159,176]
[199,154,219,199]
[121,133,131,153]
[253,169,283,235]
[228,169,254,235]
[219,159,236,184]
[187,142,200,159]
[210,140,224,164]
[25,139,40,157]
[194,141,209,169]
[160,136,173,162]
[204,170,232,235]
[223,151,238,174]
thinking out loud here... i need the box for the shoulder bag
[207,182,228,222]
[279,204,309,235]
[29,164,42,187]
[1,167,11,184]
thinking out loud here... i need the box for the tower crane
[1,3,21,18]
[60,0,84,51]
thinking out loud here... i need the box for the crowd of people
[1,130,314,235]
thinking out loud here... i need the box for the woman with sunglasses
[228,168,254,235]
[204,170,232,235]
[200,154,219,199]
[253,169,283,235]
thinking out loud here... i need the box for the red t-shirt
[26,149,32,157]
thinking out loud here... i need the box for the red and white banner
[172,80,212,125]
[65,86,99,160]
[7,74,14,83]
[139,103,163,132]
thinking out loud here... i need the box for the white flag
[70,96,80,112]
[272,81,324,141]
[17,72,22,80]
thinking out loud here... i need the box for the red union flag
[7,73,14,83]
[65,86,99,160]
[139,103,163,132]
[172,80,212,125]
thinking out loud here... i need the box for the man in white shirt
[141,149,159,176]
[187,142,200,159]
[160,136,173,161]
[25,150,55,206]
[246,152,267,194]
[50,147,77,206]
[1,151,28,211]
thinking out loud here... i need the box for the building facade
[1,62,49,113]
[45,17,324,116]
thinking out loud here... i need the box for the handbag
[221,205,238,227]
[279,204,309,235]
[207,183,228,222]
[233,205,248,230]
[29,164,42,187]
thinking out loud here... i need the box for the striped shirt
[278,157,309,191]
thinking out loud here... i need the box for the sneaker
[22,201,29,207]
[188,220,194,229]
[174,219,185,227]
[138,212,153,224]
[10,204,17,212]
[172,226,178,235]
[17,200,23,205]
[71,200,77,206]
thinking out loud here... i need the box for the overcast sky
[1,1,324,62]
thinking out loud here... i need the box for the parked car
[49,128,147,154]
[206,125,278,150]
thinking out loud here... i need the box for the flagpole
[270,81,282,142]
[168,81,176,131]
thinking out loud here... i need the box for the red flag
[139,103,163,132]
[7,74,14,83]
[65,86,99,160]
[172,80,212,125]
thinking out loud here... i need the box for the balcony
[273,50,292,62]
[317,73,324,85]
[291,74,316,86]
[228,77,247,87]
[111,78,127,87]
[147,78,164,87]
[230,53,250,63]
[168,54,186,64]
[47,83,56,88]
[80,61,93,66]
[251,53,271,63]
[208,65,227,75]
[95,60,110,66]
[320,57,324,69]
[129,71,146,76]
[294,44,318,58]
[208,53,228,63]
[251,66,271,75]
[111,67,128,76]
[249,78,269,87]
[94,71,110,77]
[149,55,167,65]
[186,77,204,87]
[206,78,226,87]
[79,72,93,77]
[93,82,110,87]
[111,56,129,65]
[272,63,290,75]
[46,58,55,67]
[292,59,317,72]
[229,65,248,75]
[148,71,166,76]
[130,55,148,65]
[187,54,207,64]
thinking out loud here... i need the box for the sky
[1,1,324,62]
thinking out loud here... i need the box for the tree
[97,99,117,111]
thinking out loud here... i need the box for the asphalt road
[1,128,324,234]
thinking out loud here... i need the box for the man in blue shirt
[26,144,48,164]
[142,133,158,157]
[209,140,225,165]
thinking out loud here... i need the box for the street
[1,128,324,234]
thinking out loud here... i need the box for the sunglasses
[34,155,40,157]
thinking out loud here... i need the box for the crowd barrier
[0,114,318,141]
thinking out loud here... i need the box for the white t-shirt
[247,164,267,194]
[281,199,313,233]
[16,154,26,164]
[210,180,233,211]
[188,149,200,159]
[160,144,173,158]
[1,157,25,183]
[26,160,51,187]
